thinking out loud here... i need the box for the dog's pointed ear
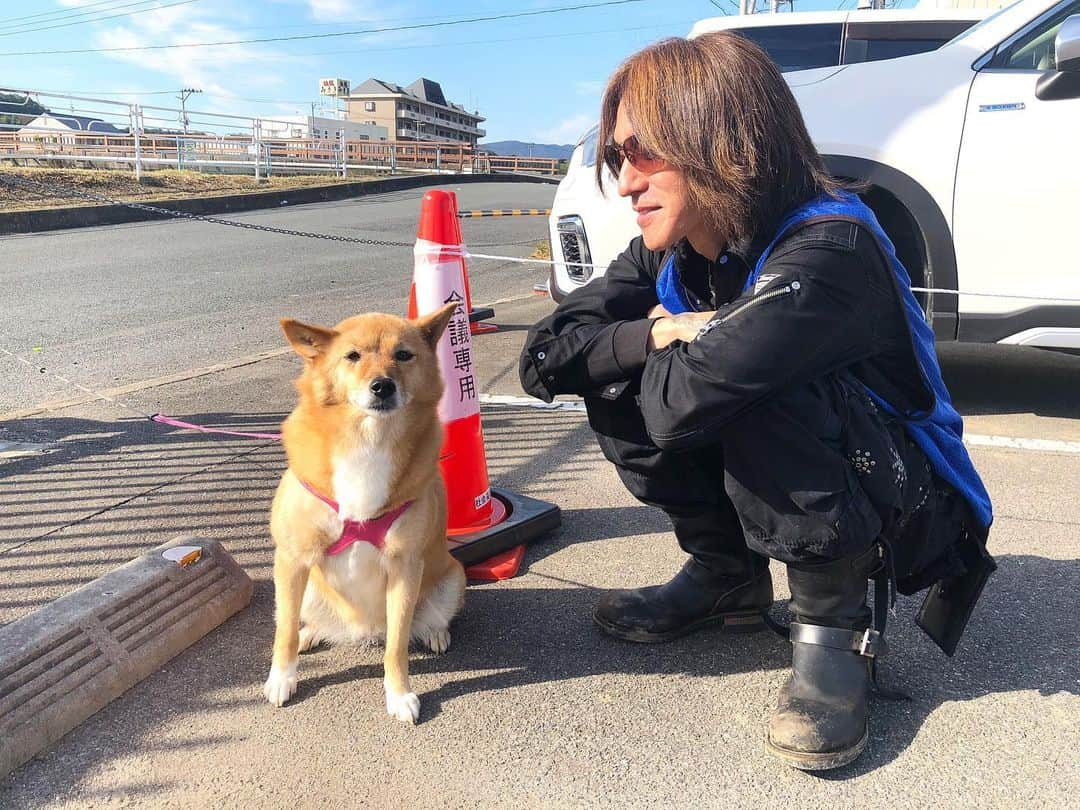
[415,302,459,349]
[280,318,338,361]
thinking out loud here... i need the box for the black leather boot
[766,547,885,770]
[594,507,773,643]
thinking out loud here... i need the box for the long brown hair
[597,32,840,246]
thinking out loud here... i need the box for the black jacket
[520,220,933,451]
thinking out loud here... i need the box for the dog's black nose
[370,377,396,400]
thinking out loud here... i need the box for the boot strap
[789,622,887,659]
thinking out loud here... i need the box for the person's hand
[647,310,715,350]
[647,303,673,319]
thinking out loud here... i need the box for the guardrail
[0,87,563,179]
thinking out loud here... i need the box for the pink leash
[151,413,282,440]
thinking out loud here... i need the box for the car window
[844,38,950,62]
[734,24,843,71]
[843,20,978,64]
[996,1,1080,69]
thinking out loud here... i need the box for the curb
[0,536,253,778]
[0,172,561,236]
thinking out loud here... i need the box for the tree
[0,92,47,129]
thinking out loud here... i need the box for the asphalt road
[0,181,555,415]
[1,182,1078,807]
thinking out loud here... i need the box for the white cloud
[535,113,594,145]
[306,0,380,22]
[87,4,305,127]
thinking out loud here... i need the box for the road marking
[480,394,585,412]
[479,395,1080,454]
[964,434,1080,455]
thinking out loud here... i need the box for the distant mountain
[480,140,574,160]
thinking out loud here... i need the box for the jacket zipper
[696,281,801,339]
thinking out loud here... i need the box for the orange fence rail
[0,131,562,177]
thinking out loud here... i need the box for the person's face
[611,102,718,258]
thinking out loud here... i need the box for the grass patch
[529,239,551,261]
[0,166,380,212]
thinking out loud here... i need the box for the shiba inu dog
[263,303,466,723]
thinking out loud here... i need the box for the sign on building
[319,78,350,97]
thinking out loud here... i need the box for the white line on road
[480,393,586,412]
[963,434,1080,455]
[479,395,1080,455]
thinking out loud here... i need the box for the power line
[9,88,181,96]
[0,0,648,57]
[0,0,206,38]
[0,0,146,26]
[4,17,694,112]
[292,18,696,59]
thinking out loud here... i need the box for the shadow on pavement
[818,553,1078,777]
[3,539,1073,795]
[0,411,288,479]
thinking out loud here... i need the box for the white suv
[548,6,989,304]
[549,0,1080,349]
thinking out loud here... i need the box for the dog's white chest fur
[332,443,393,522]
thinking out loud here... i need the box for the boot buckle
[858,628,886,658]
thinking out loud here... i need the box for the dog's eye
[394,349,414,362]
[344,350,361,362]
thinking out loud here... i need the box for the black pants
[586,370,953,580]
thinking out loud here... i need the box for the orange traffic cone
[410,189,561,580]
[410,189,507,535]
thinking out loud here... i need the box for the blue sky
[0,0,913,144]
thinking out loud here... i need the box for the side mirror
[1035,15,1080,100]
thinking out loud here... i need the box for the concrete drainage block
[0,536,253,777]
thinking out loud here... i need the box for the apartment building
[259,114,388,142]
[345,78,485,146]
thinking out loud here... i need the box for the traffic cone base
[465,544,526,581]
[447,495,507,537]
[446,488,560,569]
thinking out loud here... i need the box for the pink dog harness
[299,479,412,554]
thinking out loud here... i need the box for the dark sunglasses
[603,135,665,176]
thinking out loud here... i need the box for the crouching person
[519,32,995,771]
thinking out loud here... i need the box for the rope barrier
[5,171,1079,301]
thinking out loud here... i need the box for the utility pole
[177,87,201,134]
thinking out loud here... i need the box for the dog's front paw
[263,663,298,707]
[423,628,451,654]
[384,682,420,724]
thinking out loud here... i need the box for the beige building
[345,78,485,146]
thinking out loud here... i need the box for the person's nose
[616,158,647,198]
